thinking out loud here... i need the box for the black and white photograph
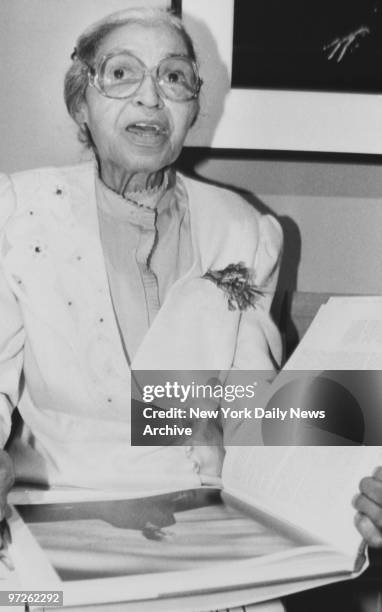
[232,0,382,93]
[0,0,382,611]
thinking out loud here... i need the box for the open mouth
[126,122,168,136]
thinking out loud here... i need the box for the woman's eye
[167,71,183,84]
[113,68,125,80]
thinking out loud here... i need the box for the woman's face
[79,22,198,178]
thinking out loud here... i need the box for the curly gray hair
[64,7,200,148]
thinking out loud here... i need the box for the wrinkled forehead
[95,21,189,65]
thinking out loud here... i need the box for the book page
[223,445,381,559]
[286,298,382,370]
[224,297,382,559]
[10,488,333,608]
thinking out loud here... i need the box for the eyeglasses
[82,51,202,102]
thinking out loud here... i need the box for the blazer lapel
[65,164,131,385]
[132,175,243,371]
[5,163,131,403]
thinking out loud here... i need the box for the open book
[2,296,381,610]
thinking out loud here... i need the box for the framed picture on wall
[179,0,382,154]
[232,0,382,93]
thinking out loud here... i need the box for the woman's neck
[98,161,166,196]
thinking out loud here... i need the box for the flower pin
[203,262,263,311]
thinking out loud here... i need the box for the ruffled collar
[97,169,174,211]
[122,171,169,210]
[95,169,176,222]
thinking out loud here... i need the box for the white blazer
[0,162,282,491]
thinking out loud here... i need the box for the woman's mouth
[125,122,169,147]
[126,122,168,135]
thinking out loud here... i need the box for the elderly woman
[0,5,381,562]
[0,7,282,499]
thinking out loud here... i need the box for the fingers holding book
[353,467,382,548]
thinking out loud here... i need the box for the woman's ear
[73,102,94,148]
[74,102,89,129]
[190,101,200,128]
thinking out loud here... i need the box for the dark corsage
[203,262,263,311]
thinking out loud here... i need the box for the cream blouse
[95,171,193,362]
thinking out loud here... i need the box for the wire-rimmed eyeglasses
[74,50,202,102]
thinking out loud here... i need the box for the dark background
[232,0,382,92]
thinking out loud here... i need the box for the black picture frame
[171,0,182,17]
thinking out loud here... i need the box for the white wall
[193,158,382,294]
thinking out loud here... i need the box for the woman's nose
[132,73,164,109]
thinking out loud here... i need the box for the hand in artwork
[353,467,382,547]
[323,26,370,62]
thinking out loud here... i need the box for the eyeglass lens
[99,53,199,101]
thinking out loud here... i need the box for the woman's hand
[353,467,382,547]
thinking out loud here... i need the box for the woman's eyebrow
[100,46,134,56]
[97,49,190,61]
[163,52,190,59]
